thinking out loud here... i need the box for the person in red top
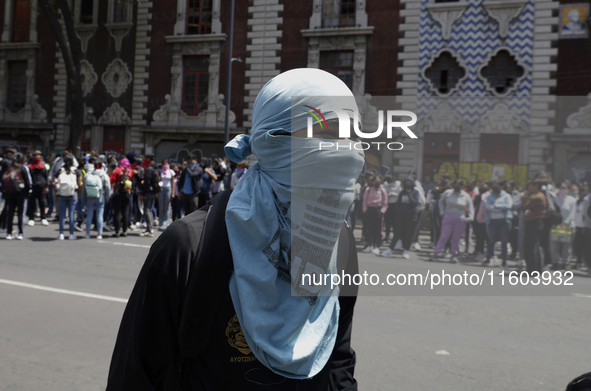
[110,158,134,237]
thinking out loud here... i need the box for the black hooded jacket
[105,195,359,391]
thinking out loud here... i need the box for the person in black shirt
[106,69,362,390]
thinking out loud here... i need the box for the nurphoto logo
[304,106,418,151]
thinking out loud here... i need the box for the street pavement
[1,221,590,390]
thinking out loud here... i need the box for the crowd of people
[351,170,591,275]
[0,148,249,241]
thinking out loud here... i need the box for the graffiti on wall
[434,161,529,188]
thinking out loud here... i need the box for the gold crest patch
[226,314,252,355]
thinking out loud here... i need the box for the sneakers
[475,253,484,262]
[393,240,403,250]
[27,220,35,227]
[414,242,421,251]
[58,234,64,240]
[451,257,459,264]
[139,231,154,237]
[6,234,13,240]
[120,232,127,237]
[112,232,120,238]
[69,234,77,240]
[372,247,380,255]
[402,250,410,259]
[97,235,103,240]
[16,234,23,240]
[41,219,49,226]
[85,234,91,239]
[128,224,137,231]
[380,248,394,258]
[362,246,373,253]
[74,224,83,232]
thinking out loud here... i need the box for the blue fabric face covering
[225,68,365,379]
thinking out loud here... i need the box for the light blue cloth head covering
[224,68,365,379]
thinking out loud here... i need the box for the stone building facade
[0,0,588,186]
[393,0,561,186]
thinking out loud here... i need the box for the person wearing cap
[106,68,362,390]
[27,151,49,226]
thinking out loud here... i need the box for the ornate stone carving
[216,94,236,125]
[75,25,97,53]
[98,102,131,125]
[483,0,527,39]
[328,37,346,50]
[31,95,47,122]
[104,23,132,52]
[417,103,469,135]
[425,2,469,41]
[153,94,173,123]
[473,103,527,134]
[101,59,133,98]
[80,60,98,97]
[566,97,591,130]
[65,104,97,125]
[186,43,210,55]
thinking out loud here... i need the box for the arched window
[480,50,524,95]
[424,51,465,95]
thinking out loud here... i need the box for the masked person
[361,175,388,255]
[381,177,421,259]
[106,68,363,390]
[430,179,475,264]
[484,181,513,268]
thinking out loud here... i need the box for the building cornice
[0,42,41,50]
[165,34,227,44]
[301,26,374,38]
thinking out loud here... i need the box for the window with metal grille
[187,0,213,35]
[322,0,355,28]
[80,0,94,24]
[320,51,354,90]
[7,61,27,112]
[425,51,465,95]
[113,0,127,23]
[12,0,31,42]
[182,56,210,116]
[480,50,524,95]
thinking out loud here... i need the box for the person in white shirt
[550,182,576,269]
[158,159,175,230]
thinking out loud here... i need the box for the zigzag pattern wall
[417,0,534,127]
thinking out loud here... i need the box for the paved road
[1,221,590,390]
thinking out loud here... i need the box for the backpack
[545,191,563,226]
[57,168,77,197]
[2,168,23,194]
[85,172,102,198]
[151,169,162,193]
[117,168,132,194]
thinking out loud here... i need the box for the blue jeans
[58,194,77,235]
[85,196,105,235]
[486,219,511,263]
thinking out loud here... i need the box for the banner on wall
[433,161,529,189]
